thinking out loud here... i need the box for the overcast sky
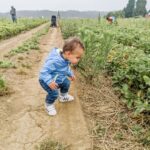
[0,0,150,12]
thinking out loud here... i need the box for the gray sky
[0,0,150,12]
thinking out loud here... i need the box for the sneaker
[59,93,74,102]
[45,103,57,116]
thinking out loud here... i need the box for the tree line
[107,0,149,18]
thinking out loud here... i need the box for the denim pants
[39,78,70,104]
[11,15,17,23]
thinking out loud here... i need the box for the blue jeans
[39,78,70,104]
[11,15,17,23]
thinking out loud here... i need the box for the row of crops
[0,24,49,96]
[60,18,150,114]
[0,18,48,40]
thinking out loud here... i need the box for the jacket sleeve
[40,60,56,86]
[67,65,74,77]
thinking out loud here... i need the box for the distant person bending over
[10,6,17,23]
[106,16,116,24]
[51,15,57,27]
[39,37,84,116]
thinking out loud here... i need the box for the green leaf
[143,75,150,86]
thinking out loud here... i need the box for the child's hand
[49,81,58,90]
[69,75,76,81]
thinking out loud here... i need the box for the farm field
[61,18,150,149]
[0,18,150,150]
[0,18,48,40]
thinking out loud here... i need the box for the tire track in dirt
[0,23,48,60]
[0,28,91,150]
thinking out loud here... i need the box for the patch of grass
[92,121,106,138]
[131,124,143,137]
[139,131,150,146]
[130,124,150,147]
[114,132,124,140]
[0,60,16,68]
[9,37,40,56]
[8,25,49,56]
[35,139,70,150]
[0,76,6,88]
[0,76,10,96]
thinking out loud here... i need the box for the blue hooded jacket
[39,48,74,85]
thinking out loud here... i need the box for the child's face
[65,47,84,65]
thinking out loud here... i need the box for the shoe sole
[59,99,74,103]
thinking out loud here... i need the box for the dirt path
[0,23,48,60]
[0,28,91,150]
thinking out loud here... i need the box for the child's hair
[63,37,84,53]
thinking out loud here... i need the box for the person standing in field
[39,37,84,116]
[10,6,17,23]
